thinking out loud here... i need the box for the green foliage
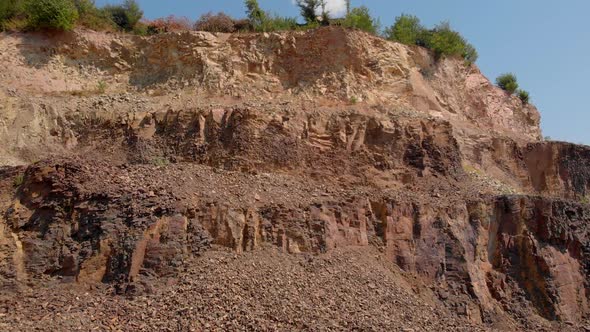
[496,73,519,94]
[151,157,169,167]
[74,0,115,31]
[429,23,468,60]
[263,15,298,32]
[103,0,142,31]
[97,80,106,93]
[296,0,323,24]
[384,16,477,64]
[244,0,297,32]
[342,6,379,34]
[13,174,24,188]
[0,0,25,23]
[132,21,147,35]
[245,0,266,31]
[25,0,79,31]
[518,89,530,104]
[384,14,422,45]
[462,43,478,65]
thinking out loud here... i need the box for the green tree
[296,0,323,24]
[103,0,142,31]
[518,89,530,104]
[26,0,79,31]
[244,0,266,31]
[429,23,465,58]
[343,6,379,34]
[384,14,423,45]
[462,43,478,65]
[496,73,519,94]
[74,0,114,30]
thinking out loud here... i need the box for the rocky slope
[0,27,588,331]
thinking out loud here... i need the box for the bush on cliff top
[496,73,519,94]
[74,0,116,31]
[102,0,143,32]
[194,12,236,33]
[496,74,531,104]
[383,14,421,45]
[26,0,79,31]
[518,90,530,104]
[384,15,478,64]
[342,6,380,34]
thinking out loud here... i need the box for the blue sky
[96,0,590,144]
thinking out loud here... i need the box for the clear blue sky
[96,0,590,144]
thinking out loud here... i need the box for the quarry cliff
[0,27,588,331]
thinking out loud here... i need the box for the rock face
[0,27,587,331]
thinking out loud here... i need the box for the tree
[343,6,379,34]
[296,0,323,24]
[518,90,530,104]
[384,14,423,45]
[429,22,466,59]
[26,0,79,31]
[73,0,115,31]
[245,0,266,30]
[496,73,519,94]
[103,0,142,31]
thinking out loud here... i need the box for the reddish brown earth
[0,27,589,331]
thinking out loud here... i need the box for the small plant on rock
[517,89,530,104]
[13,174,24,187]
[151,157,169,167]
[496,73,519,94]
[97,80,107,94]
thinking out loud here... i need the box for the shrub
[496,73,519,94]
[1,0,25,24]
[147,15,192,34]
[429,23,471,61]
[384,17,477,64]
[13,174,24,188]
[26,0,79,31]
[1,17,27,31]
[518,89,530,104]
[384,14,423,45]
[296,0,322,24]
[74,0,115,31]
[245,0,266,31]
[194,12,235,33]
[261,15,298,32]
[342,6,379,34]
[244,0,297,32]
[462,43,478,65]
[103,0,142,31]
[97,80,106,93]
[132,20,148,35]
[233,18,252,31]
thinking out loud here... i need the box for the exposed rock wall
[1,27,589,330]
[2,158,589,326]
[0,28,540,166]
